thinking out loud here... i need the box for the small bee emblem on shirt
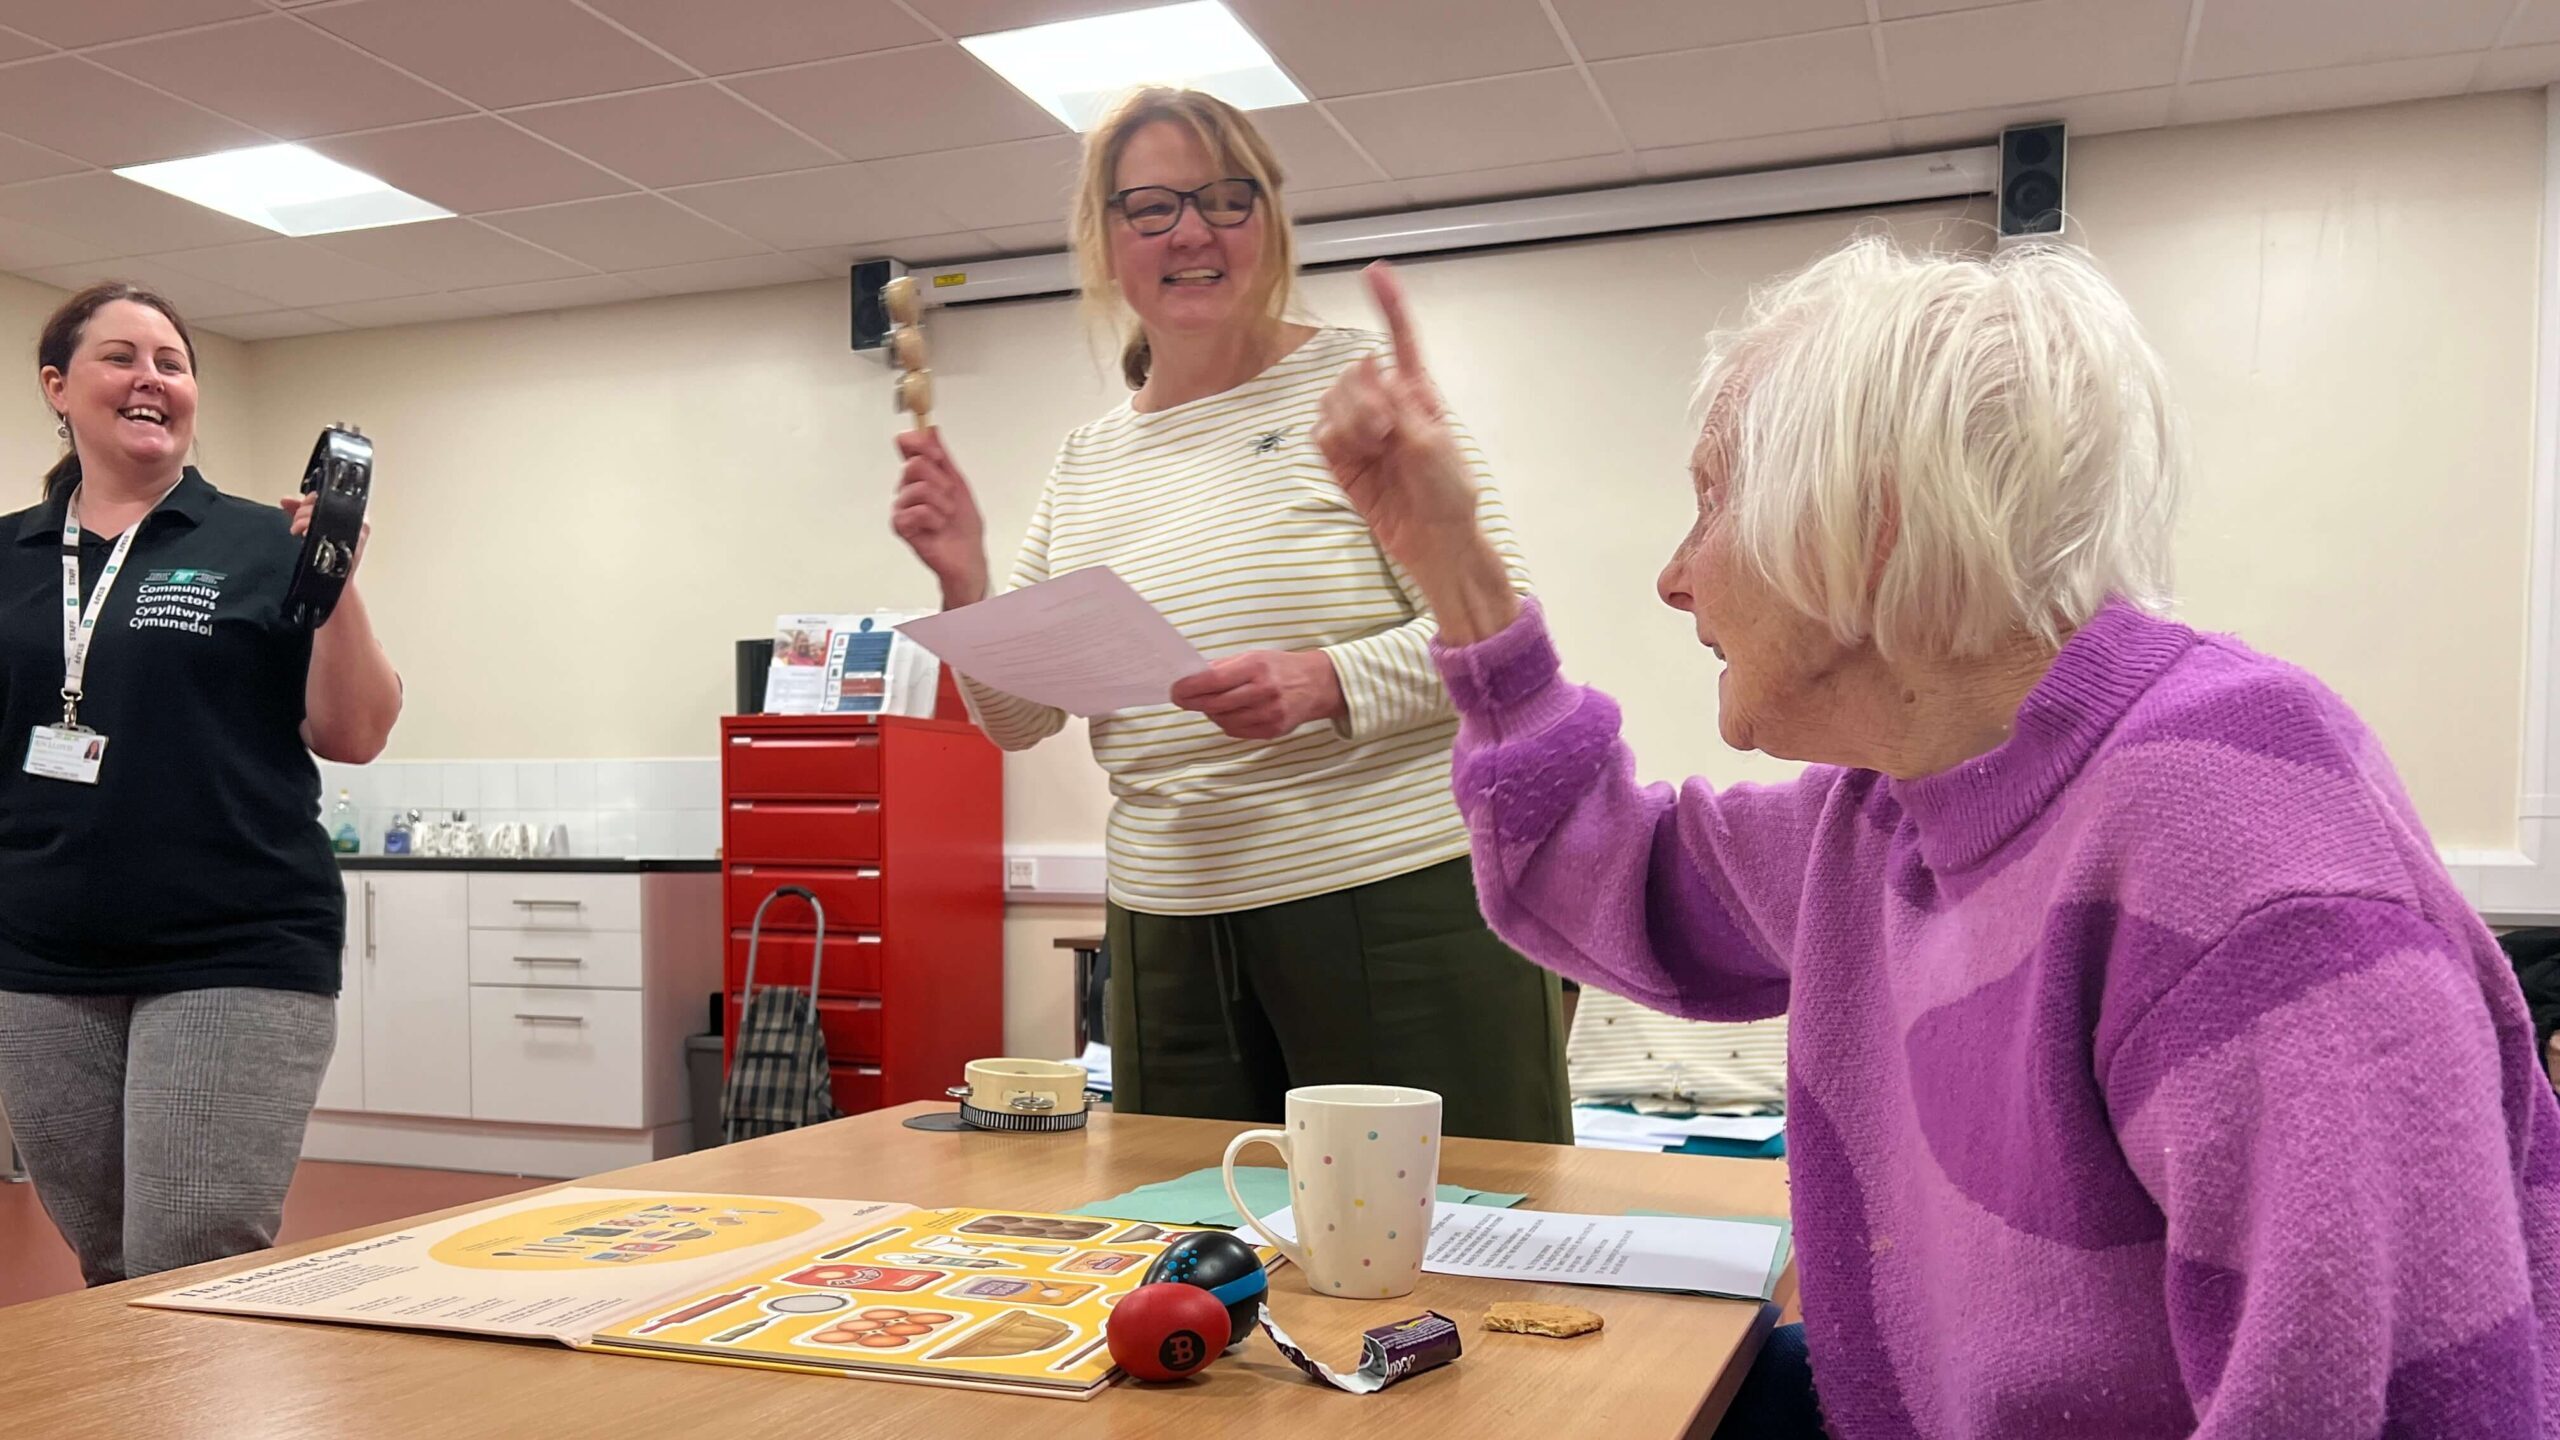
[1253,429,1286,453]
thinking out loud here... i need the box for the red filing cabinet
[719,692,1003,1119]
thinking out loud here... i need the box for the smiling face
[1105,120,1271,344]
[40,298,197,480]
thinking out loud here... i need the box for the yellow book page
[588,1207,1278,1395]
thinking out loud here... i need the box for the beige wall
[2,269,253,512]
[219,90,2546,1054]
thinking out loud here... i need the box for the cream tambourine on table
[942,1058,1101,1133]
[1222,1084,1443,1300]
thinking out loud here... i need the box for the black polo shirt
[0,468,341,996]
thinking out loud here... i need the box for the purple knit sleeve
[2107,895,2552,1437]
[1431,600,1838,1022]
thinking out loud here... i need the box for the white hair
[1695,234,2184,661]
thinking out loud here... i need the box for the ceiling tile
[623,253,824,296]
[308,118,633,214]
[1881,0,2187,118]
[2512,0,2560,48]
[302,0,687,109]
[1228,0,1568,98]
[0,133,83,185]
[151,238,428,307]
[1635,122,1899,179]
[484,194,766,271]
[726,46,1064,162]
[1894,85,2174,148]
[0,26,47,61]
[1327,70,1623,179]
[1553,0,1869,61]
[2169,54,2484,127]
[0,213,110,269]
[2188,0,2513,81]
[898,0,1146,35]
[506,84,835,189]
[23,255,278,319]
[198,309,347,341]
[976,220,1066,252]
[457,272,647,314]
[1594,29,1886,148]
[863,134,1084,229]
[666,163,945,251]
[1398,153,1639,207]
[314,292,503,328]
[790,233,999,271]
[0,57,265,168]
[2479,42,2560,90]
[0,171,274,251]
[1293,181,1409,220]
[1876,0,2015,14]
[88,17,468,140]
[582,0,933,75]
[0,0,262,48]
[306,217,590,288]
[1249,105,1385,192]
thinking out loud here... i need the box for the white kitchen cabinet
[313,874,366,1113]
[304,863,720,1178]
[352,870,473,1119]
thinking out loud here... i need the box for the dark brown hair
[36,281,198,498]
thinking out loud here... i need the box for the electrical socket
[1005,856,1039,890]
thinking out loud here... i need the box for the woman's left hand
[1170,650,1346,739]
[279,495,369,593]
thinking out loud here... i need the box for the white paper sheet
[1255,1202,1785,1300]
[1571,1107,1785,1147]
[894,567,1207,717]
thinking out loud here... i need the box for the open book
[136,1189,1269,1400]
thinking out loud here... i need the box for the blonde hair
[1069,87,1297,391]
[1695,234,2185,662]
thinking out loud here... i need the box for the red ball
[1106,1280,1232,1382]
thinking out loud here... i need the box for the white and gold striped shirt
[960,327,1531,915]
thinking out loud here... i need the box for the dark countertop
[335,856,720,873]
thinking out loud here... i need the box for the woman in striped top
[888,87,1569,1143]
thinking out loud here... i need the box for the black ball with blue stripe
[1143,1230,1269,1350]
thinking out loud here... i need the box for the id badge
[24,724,107,784]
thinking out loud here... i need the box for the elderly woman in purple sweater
[1316,240,2560,1439]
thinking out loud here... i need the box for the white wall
[216,89,2547,1054]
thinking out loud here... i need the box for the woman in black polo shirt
[0,282,403,1284]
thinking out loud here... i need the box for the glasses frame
[1107,178,1263,237]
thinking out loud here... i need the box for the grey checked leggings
[0,988,334,1285]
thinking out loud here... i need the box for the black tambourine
[283,423,372,631]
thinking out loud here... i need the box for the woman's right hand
[891,428,991,608]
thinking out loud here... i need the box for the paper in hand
[895,567,1207,717]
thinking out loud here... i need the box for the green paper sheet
[1628,1209,1794,1302]
[1070,1165,1525,1229]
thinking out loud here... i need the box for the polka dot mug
[1221,1084,1442,1300]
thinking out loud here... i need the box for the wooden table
[0,1103,1791,1439]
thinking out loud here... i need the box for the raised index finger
[1364,261,1424,380]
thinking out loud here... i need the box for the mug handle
[1221,1129,1309,1273]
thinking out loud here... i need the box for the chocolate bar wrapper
[1256,1304,1462,1394]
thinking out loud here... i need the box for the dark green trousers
[1105,857,1571,1144]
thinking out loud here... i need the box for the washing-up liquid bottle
[329,790,361,854]
[384,808,415,856]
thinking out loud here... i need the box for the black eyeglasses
[1108,178,1261,236]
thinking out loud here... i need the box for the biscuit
[1483,1301,1603,1338]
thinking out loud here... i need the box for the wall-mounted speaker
[1998,123,2066,238]
[850,258,904,352]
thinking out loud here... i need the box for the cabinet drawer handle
[854,1065,882,1076]
[855,868,880,879]
[513,898,585,911]
[854,935,882,945]
[514,956,583,967]
[514,1013,587,1025]
[852,998,883,1011]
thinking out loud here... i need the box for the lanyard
[58,483,173,729]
